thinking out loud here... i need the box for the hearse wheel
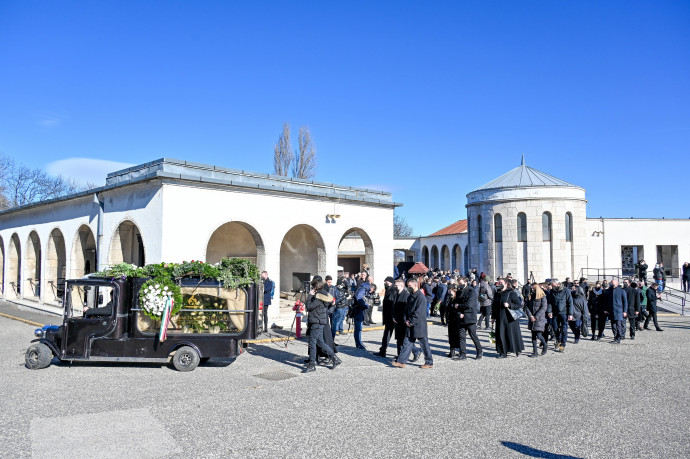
[172,346,200,372]
[25,343,53,370]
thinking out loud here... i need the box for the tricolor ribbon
[159,296,173,342]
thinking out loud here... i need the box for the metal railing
[579,268,687,316]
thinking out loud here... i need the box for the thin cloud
[46,158,135,185]
[33,111,70,128]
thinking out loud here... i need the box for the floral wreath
[139,277,183,320]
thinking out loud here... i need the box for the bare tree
[273,122,293,177]
[394,212,414,238]
[0,154,91,210]
[292,126,316,180]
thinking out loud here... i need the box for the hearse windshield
[66,284,115,319]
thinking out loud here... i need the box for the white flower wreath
[141,283,174,318]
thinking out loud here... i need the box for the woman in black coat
[491,279,525,358]
[525,283,548,357]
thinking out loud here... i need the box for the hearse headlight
[34,328,45,338]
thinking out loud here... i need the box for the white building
[411,158,690,289]
[0,158,399,317]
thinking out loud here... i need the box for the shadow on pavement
[501,441,583,459]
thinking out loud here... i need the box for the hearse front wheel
[25,343,53,370]
[172,346,200,372]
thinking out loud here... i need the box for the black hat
[384,276,395,283]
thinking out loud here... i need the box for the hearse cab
[25,276,259,371]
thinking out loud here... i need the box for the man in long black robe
[491,278,525,358]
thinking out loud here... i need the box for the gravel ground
[1,314,689,459]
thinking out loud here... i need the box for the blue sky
[1,1,688,235]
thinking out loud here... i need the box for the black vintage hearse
[25,276,259,371]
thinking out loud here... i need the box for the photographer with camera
[332,280,351,337]
[351,275,373,350]
[303,278,341,373]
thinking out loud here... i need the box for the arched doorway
[46,228,66,303]
[8,234,20,299]
[431,245,439,269]
[24,231,41,300]
[279,224,326,292]
[71,225,97,278]
[452,244,461,273]
[422,246,429,267]
[338,228,374,278]
[109,220,145,267]
[206,222,265,270]
[441,245,450,271]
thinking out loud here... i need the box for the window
[517,213,527,242]
[542,212,552,241]
[477,215,483,243]
[494,214,503,242]
[565,212,573,242]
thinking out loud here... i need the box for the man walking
[588,281,606,340]
[454,277,483,360]
[548,279,574,352]
[644,283,664,331]
[606,279,628,344]
[392,278,433,369]
[352,276,372,350]
[260,271,274,333]
[374,277,397,357]
[392,278,411,359]
[623,280,640,339]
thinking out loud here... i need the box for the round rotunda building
[466,157,587,284]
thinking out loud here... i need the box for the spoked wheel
[172,346,200,372]
[25,343,53,370]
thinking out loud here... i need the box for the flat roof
[0,158,402,217]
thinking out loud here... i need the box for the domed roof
[474,155,578,192]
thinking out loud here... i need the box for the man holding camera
[352,275,373,350]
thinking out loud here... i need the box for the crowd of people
[263,263,675,373]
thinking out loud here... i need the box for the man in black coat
[623,280,640,339]
[261,271,274,333]
[644,283,664,331]
[392,278,433,369]
[547,279,574,352]
[454,277,483,360]
[392,279,411,360]
[374,277,397,357]
[303,279,341,373]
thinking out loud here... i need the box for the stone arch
[338,227,374,279]
[206,221,266,270]
[517,212,528,283]
[542,212,553,279]
[7,234,21,298]
[71,225,97,278]
[452,244,461,272]
[109,220,145,267]
[422,246,429,267]
[494,213,503,279]
[279,224,326,292]
[430,245,439,269]
[463,245,469,275]
[24,231,41,300]
[441,245,450,271]
[46,228,67,302]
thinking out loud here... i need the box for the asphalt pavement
[1,304,689,459]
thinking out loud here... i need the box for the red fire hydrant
[293,300,305,338]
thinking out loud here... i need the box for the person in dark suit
[373,277,397,357]
[446,286,460,358]
[606,279,628,343]
[644,283,664,331]
[303,278,341,373]
[260,271,274,333]
[491,278,525,358]
[392,278,433,369]
[623,279,640,339]
[392,278,412,360]
[352,276,372,350]
[525,283,548,357]
[588,282,606,340]
[454,277,482,360]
